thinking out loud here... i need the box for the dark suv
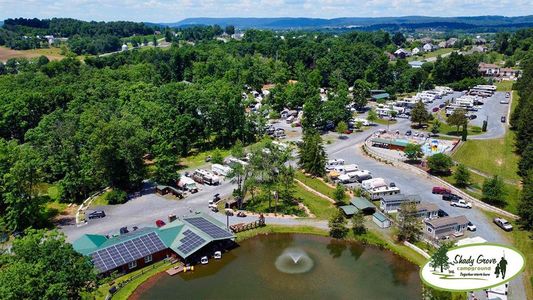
[442,193,462,201]
[88,210,106,219]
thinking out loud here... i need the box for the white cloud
[0,0,532,22]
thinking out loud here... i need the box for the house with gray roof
[380,194,421,213]
[424,215,469,240]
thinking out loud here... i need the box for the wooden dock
[165,263,184,276]
[230,217,266,233]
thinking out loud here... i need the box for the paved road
[469,91,509,140]
[60,97,524,299]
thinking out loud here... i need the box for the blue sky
[0,0,532,23]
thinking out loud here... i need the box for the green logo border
[420,243,526,292]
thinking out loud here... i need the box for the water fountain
[275,247,314,274]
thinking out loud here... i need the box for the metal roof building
[73,213,234,274]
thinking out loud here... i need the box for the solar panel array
[91,232,166,272]
[177,229,206,255]
[185,217,233,239]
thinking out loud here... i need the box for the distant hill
[158,16,533,30]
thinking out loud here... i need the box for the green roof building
[72,212,235,274]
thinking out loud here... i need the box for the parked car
[501,116,506,123]
[442,193,462,201]
[155,220,166,228]
[467,222,477,231]
[432,186,451,194]
[432,107,439,112]
[405,130,412,136]
[88,210,106,219]
[450,199,472,209]
[439,103,446,108]
[493,218,513,231]
[236,211,247,218]
[437,209,449,217]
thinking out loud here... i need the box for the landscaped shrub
[106,189,128,205]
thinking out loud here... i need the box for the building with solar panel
[72,213,235,275]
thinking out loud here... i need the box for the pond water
[135,234,422,300]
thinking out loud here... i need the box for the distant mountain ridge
[158,16,533,29]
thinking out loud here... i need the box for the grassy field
[179,148,231,169]
[427,113,483,136]
[90,190,112,207]
[496,80,514,91]
[407,48,454,62]
[295,171,339,200]
[439,166,521,214]
[483,211,532,300]
[453,131,521,182]
[294,183,337,219]
[0,46,64,62]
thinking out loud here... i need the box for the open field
[295,171,339,200]
[0,46,64,62]
[294,184,337,219]
[408,48,454,62]
[439,165,521,214]
[453,131,521,182]
[179,148,231,170]
[496,80,514,91]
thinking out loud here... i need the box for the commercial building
[73,213,235,275]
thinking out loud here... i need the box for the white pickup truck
[450,199,472,209]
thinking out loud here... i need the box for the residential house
[474,36,487,45]
[423,43,438,52]
[73,213,235,275]
[445,38,458,48]
[472,45,487,53]
[499,68,520,78]
[424,215,469,240]
[478,63,500,76]
[401,202,439,219]
[380,194,421,213]
[411,47,420,55]
[394,48,412,59]
[438,41,447,49]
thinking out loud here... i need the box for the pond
[133,234,422,300]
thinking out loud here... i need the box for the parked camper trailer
[192,169,221,185]
[361,178,387,190]
[211,164,232,176]
[326,159,345,171]
[333,164,359,174]
[368,186,401,200]
[177,177,199,193]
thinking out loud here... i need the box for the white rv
[368,186,401,200]
[333,164,358,174]
[177,177,199,193]
[326,159,345,171]
[361,178,387,190]
[211,164,232,176]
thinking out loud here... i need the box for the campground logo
[420,243,526,291]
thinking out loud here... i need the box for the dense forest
[0,18,155,54]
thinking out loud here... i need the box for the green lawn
[294,184,337,220]
[453,132,521,182]
[407,48,454,62]
[439,166,521,214]
[427,117,483,136]
[179,148,231,169]
[496,80,514,91]
[374,118,397,126]
[90,190,112,207]
[295,171,339,200]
